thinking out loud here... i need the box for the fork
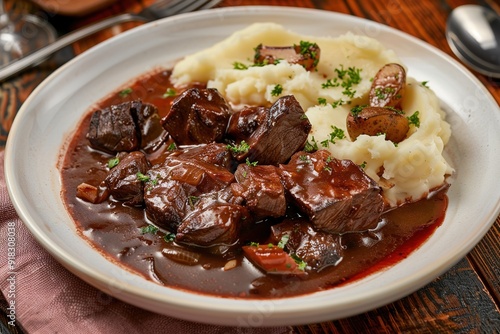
[0,0,221,82]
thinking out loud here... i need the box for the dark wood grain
[1,0,499,333]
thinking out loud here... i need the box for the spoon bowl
[446,4,500,78]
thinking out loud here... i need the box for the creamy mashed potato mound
[171,23,453,206]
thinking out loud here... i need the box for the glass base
[0,13,56,67]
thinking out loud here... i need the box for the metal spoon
[446,4,500,78]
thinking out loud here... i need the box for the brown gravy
[60,68,448,299]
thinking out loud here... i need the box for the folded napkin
[0,150,290,334]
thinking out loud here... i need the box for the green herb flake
[164,233,176,242]
[331,99,344,109]
[118,87,133,97]
[141,224,158,235]
[167,142,177,151]
[421,81,429,88]
[408,111,420,127]
[277,234,290,249]
[271,84,283,97]
[249,241,259,247]
[304,136,319,153]
[162,88,176,98]
[322,65,362,101]
[246,158,258,167]
[188,196,200,209]
[291,253,307,271]
[107,157,120,169]
[322,78,339,89]
[327,126,346,144]
[350,105,366,116]
[384,106,404,114]
[226,140,250,154]
[360,161,367,169]
[136,172,150,182]
[233,61,248,70]
[317,97,327,105]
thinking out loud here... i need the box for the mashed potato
[171,23,453,206]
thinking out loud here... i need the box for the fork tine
[167,0,221,16]
[197,0,223,10]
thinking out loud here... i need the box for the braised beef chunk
[87,102,139,153]
[270,219,343,271]
[226,106,267,140]
[229,95,311,165]
[232,164,286,220]
[176,196,249,247]
[130,100,166,153]
[104,151,150,206]
[87,100,164,154]
[170,143,234,171]
[144,144,235,231]
[278,150,384,233]
[161,88,231,145]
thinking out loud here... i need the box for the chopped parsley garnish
[246,158,258,167]
[136,172,150,182]
[294,40,320,68]
[227,140,250,154]
[141,224,158,235]
[321,78,339,89]
[408,111,420,127]
[360,161,367,169]
[271,84,283,97]
[150,176,159,186]
[277,234,290,249]
[350,105,367,116]
[304,136,319,153]
[164,233,176,242]
[291,253,307,271]
[299,155,311,163]
[322,65,362,100]
[318,97,327,105]
[249,241,259,247]
[233,61,248,70]
[384,106,404,114]
[331,99,344,109]
[374,86,395,100]
[167,142,177,151]
[118,87,133,97]
[296,41,318,56]
[321,126,346,147]
[107,157,120,169]
[421,81,429,88]
[188,196,200,209]
[162,88,176,98]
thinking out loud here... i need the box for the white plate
[5,6,500,327]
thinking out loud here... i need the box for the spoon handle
[0,13,145,82]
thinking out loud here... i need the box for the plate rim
[5,5,500,326]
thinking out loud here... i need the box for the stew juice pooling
[60,68,448,299]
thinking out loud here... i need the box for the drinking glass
[0,0,56,67]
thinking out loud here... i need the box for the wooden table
[1,0,499,332]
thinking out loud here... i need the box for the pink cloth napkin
[0,150,290,334]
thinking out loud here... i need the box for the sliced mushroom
[346,106,409,143]
[369,63,406,108]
